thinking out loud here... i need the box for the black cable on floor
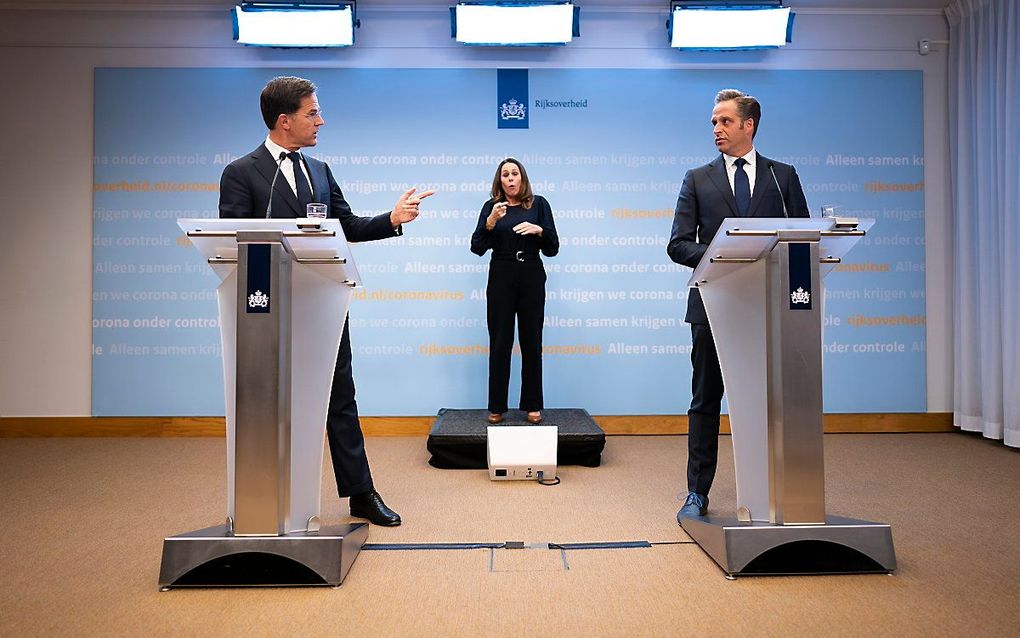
[363,542,505,551]
[536,470,560,486]
[548,541,652,550]
[362,540,699,551]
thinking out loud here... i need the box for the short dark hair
[260,76,317,130]
[490,158,534,210]
[715,88,761,138]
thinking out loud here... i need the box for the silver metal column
[159,229,366,590]
[765,233,825,525]
[235,231,292,535]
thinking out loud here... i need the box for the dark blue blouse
[469,195,560,258]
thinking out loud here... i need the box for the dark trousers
[487,259,546,413]
[688,322,725,496]
[325,316,374,498]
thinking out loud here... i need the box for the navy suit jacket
[218,144,398,243]
[667,152,810,324]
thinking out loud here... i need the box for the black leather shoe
[676,492,709,523]
[349,490,401,526]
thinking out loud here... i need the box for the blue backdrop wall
[92,68,926,416]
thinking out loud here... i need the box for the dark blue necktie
[734,157,751,217]
[288,151,313,209]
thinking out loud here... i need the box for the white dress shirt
[723,147,757,196]
[264,136,313,198]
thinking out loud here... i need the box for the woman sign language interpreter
[470,157,559,425]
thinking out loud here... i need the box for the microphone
[768,162,789,218]
[265,151,287,219]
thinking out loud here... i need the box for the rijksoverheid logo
[500,98,526,120]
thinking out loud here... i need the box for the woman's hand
[486,201,508,231]
[512,222,543,236]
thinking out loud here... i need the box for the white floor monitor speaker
[487,425,558,481]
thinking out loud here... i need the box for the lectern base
[158,522,368,590]
[680,514,896,577]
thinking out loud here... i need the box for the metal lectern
[679,217,897,577]
[158,218,368,589]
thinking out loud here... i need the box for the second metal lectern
[159,219,368,589]
[679,217,897,577]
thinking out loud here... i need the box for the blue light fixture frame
[667,0,795,51]
[232,1,360,48]
[450,1,581,47]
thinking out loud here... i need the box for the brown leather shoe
[487,413,504,424]
[525,412,542,424]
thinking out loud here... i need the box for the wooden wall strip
[0,413,955,437]
[0,417,226,437]
[595,413,955,434]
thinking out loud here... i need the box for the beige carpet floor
[1,433,1018,636]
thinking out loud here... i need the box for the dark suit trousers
[325,316,374,498]
[688,322,724,496]
[487,259,546,413]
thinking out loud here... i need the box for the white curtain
[947,0,1020,448]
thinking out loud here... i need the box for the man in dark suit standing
[219,76,433,526]
[667,89,810,520]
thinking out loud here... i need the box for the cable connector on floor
[504,540,526,549]
[537,470,561,486]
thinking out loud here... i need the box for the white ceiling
[0,0,953,9]
[376,0,953,7]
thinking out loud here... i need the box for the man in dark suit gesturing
[219,76,434,526]
[667,89,809,520]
